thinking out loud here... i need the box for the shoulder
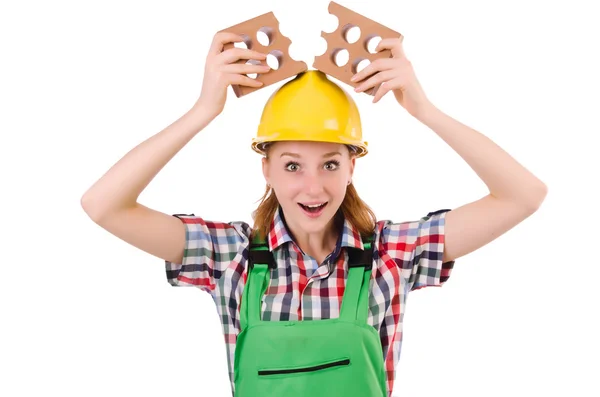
[375,209,451,245]
[172,213,253,247]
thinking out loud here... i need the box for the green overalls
[233,234,388,396]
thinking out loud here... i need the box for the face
[262,141,355,235]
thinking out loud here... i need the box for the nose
[304,171,325,196]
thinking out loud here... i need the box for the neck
[285,212,342,260]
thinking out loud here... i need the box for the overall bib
[233,235,388,396]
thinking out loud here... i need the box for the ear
[262,157,269,184]
[349,156,356,178]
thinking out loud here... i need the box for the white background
[1,0,598,396]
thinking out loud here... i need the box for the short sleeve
[381,208,455,291]
[164,213,250,295]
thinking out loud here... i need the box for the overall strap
[339,236,375,323]
[240,233,275,330]
[242,233,375,328]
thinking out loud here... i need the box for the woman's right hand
[195,31,270,118]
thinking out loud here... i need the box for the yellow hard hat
[251,70,368,157]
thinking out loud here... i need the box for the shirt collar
[267,205,365,252]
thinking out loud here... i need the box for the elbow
[80,192,101,222]
[80,192,110,223]
[81,191,137,224]
[525,181,548,213]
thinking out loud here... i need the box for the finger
[222,63,271,75]
[375,36,405,58]
[228,73,264,88]
[351,58,396,83]
[209,31,247,55]
[354,69,396,93]
[373,83,393,103]
[218,47,267,64]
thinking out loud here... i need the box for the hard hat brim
[251,134,368,158]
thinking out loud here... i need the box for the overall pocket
[258,358,350,376]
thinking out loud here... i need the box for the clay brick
[313,1,402,96]
[219,12,308,97]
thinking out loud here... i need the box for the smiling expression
[262,141,356,234]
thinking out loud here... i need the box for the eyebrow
[280,151,342,158]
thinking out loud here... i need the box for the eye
[285,162,299,172]
[324,160,340,171]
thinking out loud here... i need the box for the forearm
[81,104,215,220]
[416,104,547,207]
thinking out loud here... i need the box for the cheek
[272,174,302,196]
[333,182,348,199]
[323,175,348,197]
[328,171,348,186]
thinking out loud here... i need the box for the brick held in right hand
[218,11,308,98]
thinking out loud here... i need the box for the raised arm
[80,32,269,264]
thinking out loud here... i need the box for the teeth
[306,203,324,208]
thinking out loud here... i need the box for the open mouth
[298,202,328,214]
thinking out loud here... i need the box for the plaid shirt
[165,206,454,396]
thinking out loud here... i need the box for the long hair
[251,148,376,241]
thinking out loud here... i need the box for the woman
[81,32,547,396]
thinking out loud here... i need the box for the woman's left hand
[351,37,432,117]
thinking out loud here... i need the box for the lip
[298,202,328,218]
